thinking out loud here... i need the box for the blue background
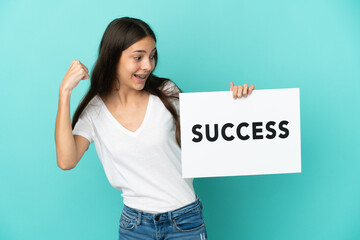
[1,0,359,239]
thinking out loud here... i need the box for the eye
[150,55,155,60]
[134,56,141,60]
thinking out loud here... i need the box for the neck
[112,85,147,108]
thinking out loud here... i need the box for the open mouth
[133,74,147,81]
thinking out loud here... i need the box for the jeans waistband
[122,195,203,224]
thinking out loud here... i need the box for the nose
[141,58,152,71]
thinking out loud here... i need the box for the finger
[243,83,248,98]
[70,62,82,75]
[71,59,80,66]
[80,68,90,80]
[230,82,234,91]
[69,59,77,69]
[248,84,255,95]
[76,67,87,79]
[73,61,87,74]
[237,85,243,98]
[70,60,81,72]
[232,86,238,99]
[80,62,89,73]
[81,72,90,80]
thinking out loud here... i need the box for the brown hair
[71,17,181,146]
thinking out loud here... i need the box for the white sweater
[72,81,196,213]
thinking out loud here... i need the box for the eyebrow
[132,48,157,53]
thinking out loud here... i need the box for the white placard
[179,89,301,178]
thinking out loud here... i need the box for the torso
[72,81,196,213]
[101,91,150,133]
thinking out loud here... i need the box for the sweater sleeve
[72,109,95,144]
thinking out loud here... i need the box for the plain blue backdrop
[1,0,359,239]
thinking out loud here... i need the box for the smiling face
[116,36,156,92]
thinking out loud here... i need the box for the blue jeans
[118,196,208,240]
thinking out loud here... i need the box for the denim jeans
[118,196,208,240]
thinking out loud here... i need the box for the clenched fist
[60,60,90,92]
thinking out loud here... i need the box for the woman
[55,17,254,240]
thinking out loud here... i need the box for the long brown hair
[71,17,181,146]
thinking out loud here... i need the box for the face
[116,36,156,92]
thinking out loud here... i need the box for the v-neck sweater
[72,84,196,213]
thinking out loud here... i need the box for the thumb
[82,73,90,80]
[230,81,234,91]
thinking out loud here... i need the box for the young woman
[55,17,254,240]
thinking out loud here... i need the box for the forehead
[126,36,156,53]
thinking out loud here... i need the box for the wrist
[59,86,72,99]
[59,84,72,94]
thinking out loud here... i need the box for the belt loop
[198,195,203,210]
[136,211,142,225]
[168,211,173,224]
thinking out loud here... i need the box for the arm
[55,60,90,170]
[55,89,90,170]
